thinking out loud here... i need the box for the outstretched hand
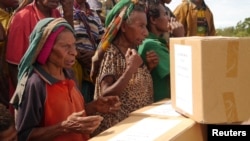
[61,110,103,134]
[95,96,121,113]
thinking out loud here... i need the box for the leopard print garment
[92,44,153,136]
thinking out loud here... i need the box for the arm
[85,96,121,115]
[60,0,73,27]
[16,74,103,141]
[28,111,103,141]
[100,48,143,97]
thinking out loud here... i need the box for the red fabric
[6,2,61,113]
[6,2,61,65]
[43,79,89,141]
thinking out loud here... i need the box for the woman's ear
[149,16,157,25]
[120,21,126,32]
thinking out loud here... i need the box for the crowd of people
[0,0,215,140]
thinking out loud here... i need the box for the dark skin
[0,0,19,89]
[25,29,121,141]
[100,11,156,97]
[0,0,19,9]
[191,0,203,7]
[0,23,4,42]
[8,0,74,88]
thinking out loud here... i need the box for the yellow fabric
[72,60,83,89]
[0,8,12,32]
[173,0,216,36]
[0,9,12,77]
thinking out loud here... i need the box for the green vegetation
[216,17,250,37]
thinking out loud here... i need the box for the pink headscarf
[36,26,65,64]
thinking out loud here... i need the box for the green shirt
[138,33,170,102]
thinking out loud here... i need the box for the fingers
[95,95,121,113]
[146,50,159,71]
[146,51,158,62]
[125,48,143,73]
[63,115,103,134]
[169,17,183,33]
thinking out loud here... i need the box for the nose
[69,46,77,56]
[143,28,149,38]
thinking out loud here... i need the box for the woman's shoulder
[27,72,44,85]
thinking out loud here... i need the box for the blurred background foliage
[216,17,250,37]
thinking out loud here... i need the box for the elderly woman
[5,0,74,114]
[10,17,120,141]
[90,0,158,136]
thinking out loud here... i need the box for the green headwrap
[105,0,136,27]
[10,17,74,109]
[91,0,141,82]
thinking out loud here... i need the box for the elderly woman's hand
[94,96,121,113]
[61,110,103,134]
[125,48,143,74]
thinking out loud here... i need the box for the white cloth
[87,0,102,11]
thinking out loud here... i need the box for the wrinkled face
[121,11,148,46]
[47,29,77,69]
[0,0,19,8]
[38,0,60,9]
[154,4,170,33]
[0,125,17,141]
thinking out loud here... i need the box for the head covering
[90,0,143,82]
[36,26,65,64]
[10,17,75,109]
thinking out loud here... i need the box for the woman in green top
[138,0,184,102]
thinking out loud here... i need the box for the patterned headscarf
[90,0,143,82]
[10,17,75,108]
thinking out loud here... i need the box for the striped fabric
[73,5,104,51]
